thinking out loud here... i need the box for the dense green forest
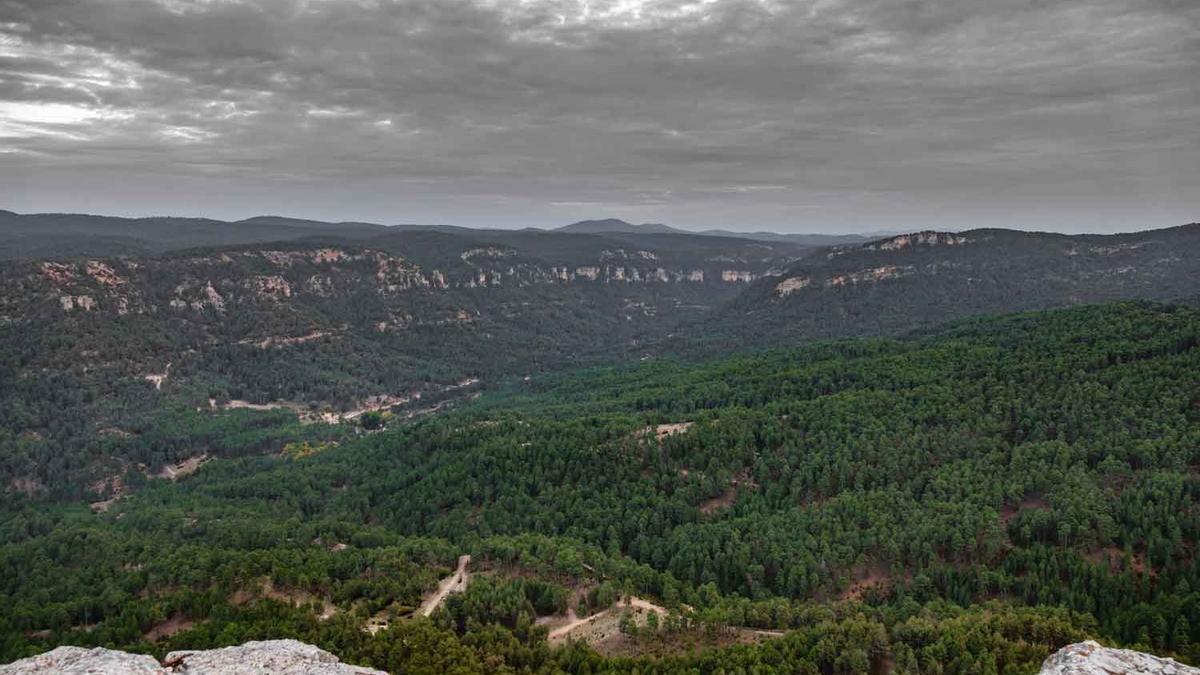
[701,224,1200,355]
[6,223,1200,506]
[2,301,1199,673]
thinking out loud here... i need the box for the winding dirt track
[547,596,667,642]
[418,555,471,617]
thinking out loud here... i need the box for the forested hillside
[6,222,1200,506]
[703,224,1200,352]
[0,229,800,500]
[0,211,389,260]
[2,301,1198,673]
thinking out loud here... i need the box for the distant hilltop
[0,209,867,260]
[555,217,870,246]
[555,218,679,234]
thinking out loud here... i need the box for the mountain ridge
[0,210,867,259]
[692,222,1200,354]
[553,217,872,245]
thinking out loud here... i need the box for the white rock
[0,646,164,674]
[0,640,385,675]
[1041,641,1200,675]
[166,640,384,674]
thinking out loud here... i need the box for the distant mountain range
[554,218,680,235]
[0,210,389,260]
[0,210,867,260]
[555,218,870,246]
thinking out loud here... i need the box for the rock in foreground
[6,637,1196,675]
[0,639,385,674]
[1042,641,1200,675]
[0,647,161,674]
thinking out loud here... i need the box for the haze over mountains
[555,218,873,246]
[0,210,871,261]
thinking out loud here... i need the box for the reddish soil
[699,488,737,514]
[144,614,195,641]
[840,565,895,601]
[1085,546,1155,578]
[999,495,1050,524]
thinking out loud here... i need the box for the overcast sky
[1,0,1197,233]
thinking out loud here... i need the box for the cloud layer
[1,0,1197,231]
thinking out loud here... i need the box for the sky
[1,0,1198,234]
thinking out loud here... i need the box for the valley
[2,218,1200,673]
[6,0,1196,669]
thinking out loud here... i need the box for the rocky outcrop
[871,231,969,251]
[1041,641,1199,675]
[3,629,1197,674]
[0,640,385,674]
[775,275,811,296]
[13,241,792,321]
[0,647,161,674]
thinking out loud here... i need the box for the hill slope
[0,228,804,498]
[556,218,679,235]
[699,224,1200,351]
[554,217,871,246]
[1,301,1198,672]
[7,221,1200,500]
[0,211,388,260]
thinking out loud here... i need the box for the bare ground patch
[156,454,209,481]
[90,473,127,513]
[548,596,782,658]
[229,578,339,620]
[698,469,757,515]
[418,555,471,617]
[144,614,195,641]
[638,422,694,443]
[238,330,335,349]
[143,362,172,391]
[840,565,896,601]
[215,377,480,425]
[9,476,43,497]
[547,596,668,648]
[699,488,738,514]
[1085,546,1155,578]
[999,494,1050,524]
[364,610,391,635]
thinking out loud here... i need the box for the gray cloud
[0,0,1197,232]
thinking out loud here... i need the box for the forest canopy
[1,300,1199,673]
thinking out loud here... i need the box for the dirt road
[418,555,471,617]
[547,596,668,643]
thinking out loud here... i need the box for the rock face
[3,638,1197,675]
[0,640,385,675]
[1041,641,1200,675]
[0,646,162,674]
